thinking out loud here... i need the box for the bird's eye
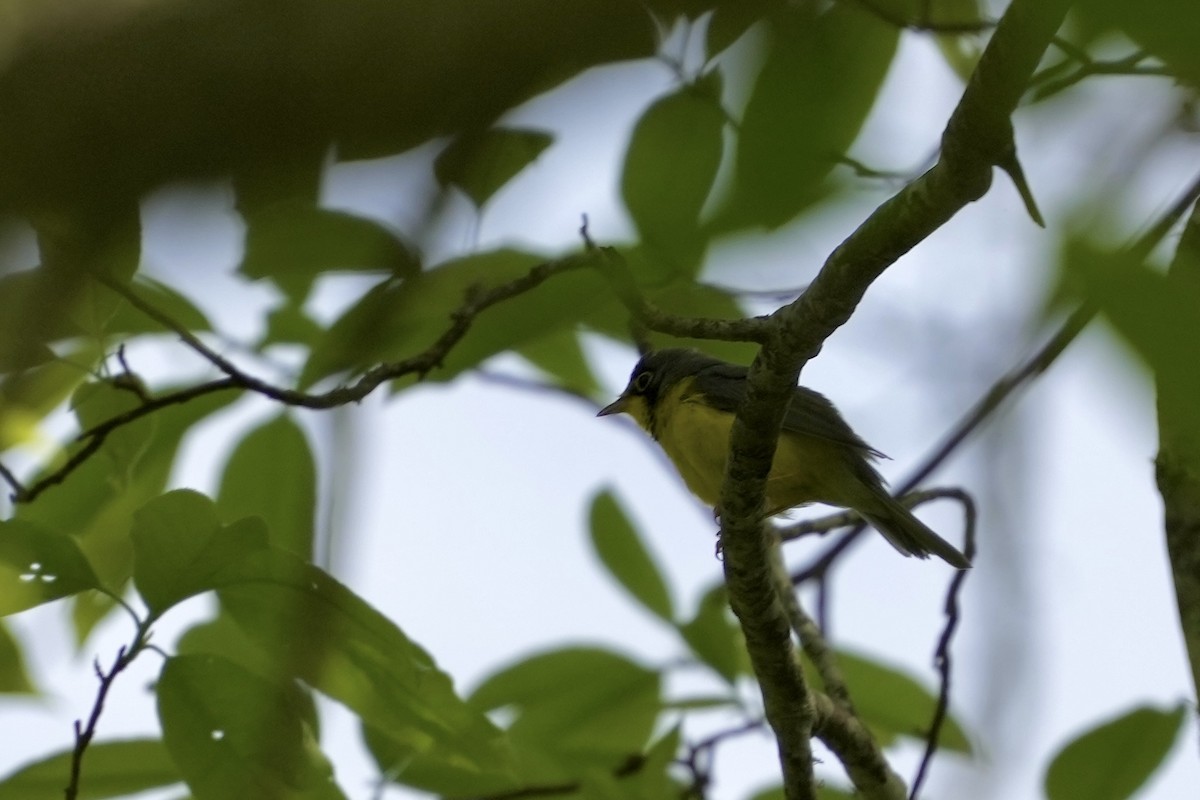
[632,371,653,392]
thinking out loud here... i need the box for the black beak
[596,395,628,417]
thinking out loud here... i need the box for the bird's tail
[859,494,971,570]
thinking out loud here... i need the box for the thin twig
[66,621,152,800]
[790,168,1200,580]
[909,489,977,799]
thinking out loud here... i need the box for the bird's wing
[691,362,885,459]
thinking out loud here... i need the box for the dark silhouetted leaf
[706,1,778,58]
[435,128,554,208]
[240,200,419,298]
[588,490,674,622]
[0,739,180,800]
[1044,704,1186,800]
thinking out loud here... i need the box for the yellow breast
[650,378,856,515]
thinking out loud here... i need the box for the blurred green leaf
[516,329,600,394]
[240,199,419,298]
[586,274,754,365]
[706,1,777,58]
[677,582,749,684]
[1078,0,1200,87]
[131,489,269,617]
[1060,241,1200,452]
[0,739,180,800]
[262,302,325,348]
[823,650,970,753]
[621,72,725,276]
[469,647,661,769]
[158,655,344,800]
[435,127,554,208]
[723,2,899,228]
[102,277,212,335]
[748,783,855,800]
[216,415,316,558]
[201,548,515,796]
[0,519,102,615]
[588,490,674,623]
[71,380,157,480]
[0,2,656,215]
[302,248,611,387]
[1045,704,1186,800]
[16,389,235,644]
[0,621,35,694]
[0,342,103,451]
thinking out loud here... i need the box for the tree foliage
[0,1,1197,799]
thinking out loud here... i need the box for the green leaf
[71,380,157,480]
[102,277,212,335]
[748,783,855,800]
[469,646,661,769]
[1060,241,1200,457]
[586,275,754,365]
[825,650,970,753]
[724,2,899,228]
[157,655,344,800]
[1078,0,1200,88]
[216,415,316,558]
[621,73,725,276]
[262,302,325,347]
[706,1,777,58]
[1044,704,1186,800]
[0,342,104,451]
[0,739,180,800]
[516,329,600,394]
[435,127,554,209]
[205,548,515,796]
[0,619,36,693]
[302,248,611,387]
[131,490,270,616]
[617,725,684,800]
[677,583,749,684]
[587,490,674,623]
[16,388,236,643]
[240,199,419,297]
[0,519,102,615]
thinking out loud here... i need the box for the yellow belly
[653,382,852,514]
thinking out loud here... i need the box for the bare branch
[592,246,772,344]
[910,489,977,799]
[789,169,1200,577]
[66,621,153,800]
[715,5,1072,797]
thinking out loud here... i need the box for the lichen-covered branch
[715,1,1072,797]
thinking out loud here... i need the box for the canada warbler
[598,348,970,569]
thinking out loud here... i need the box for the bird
[597,348,970,569]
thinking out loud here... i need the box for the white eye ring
[632,372,653,392]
